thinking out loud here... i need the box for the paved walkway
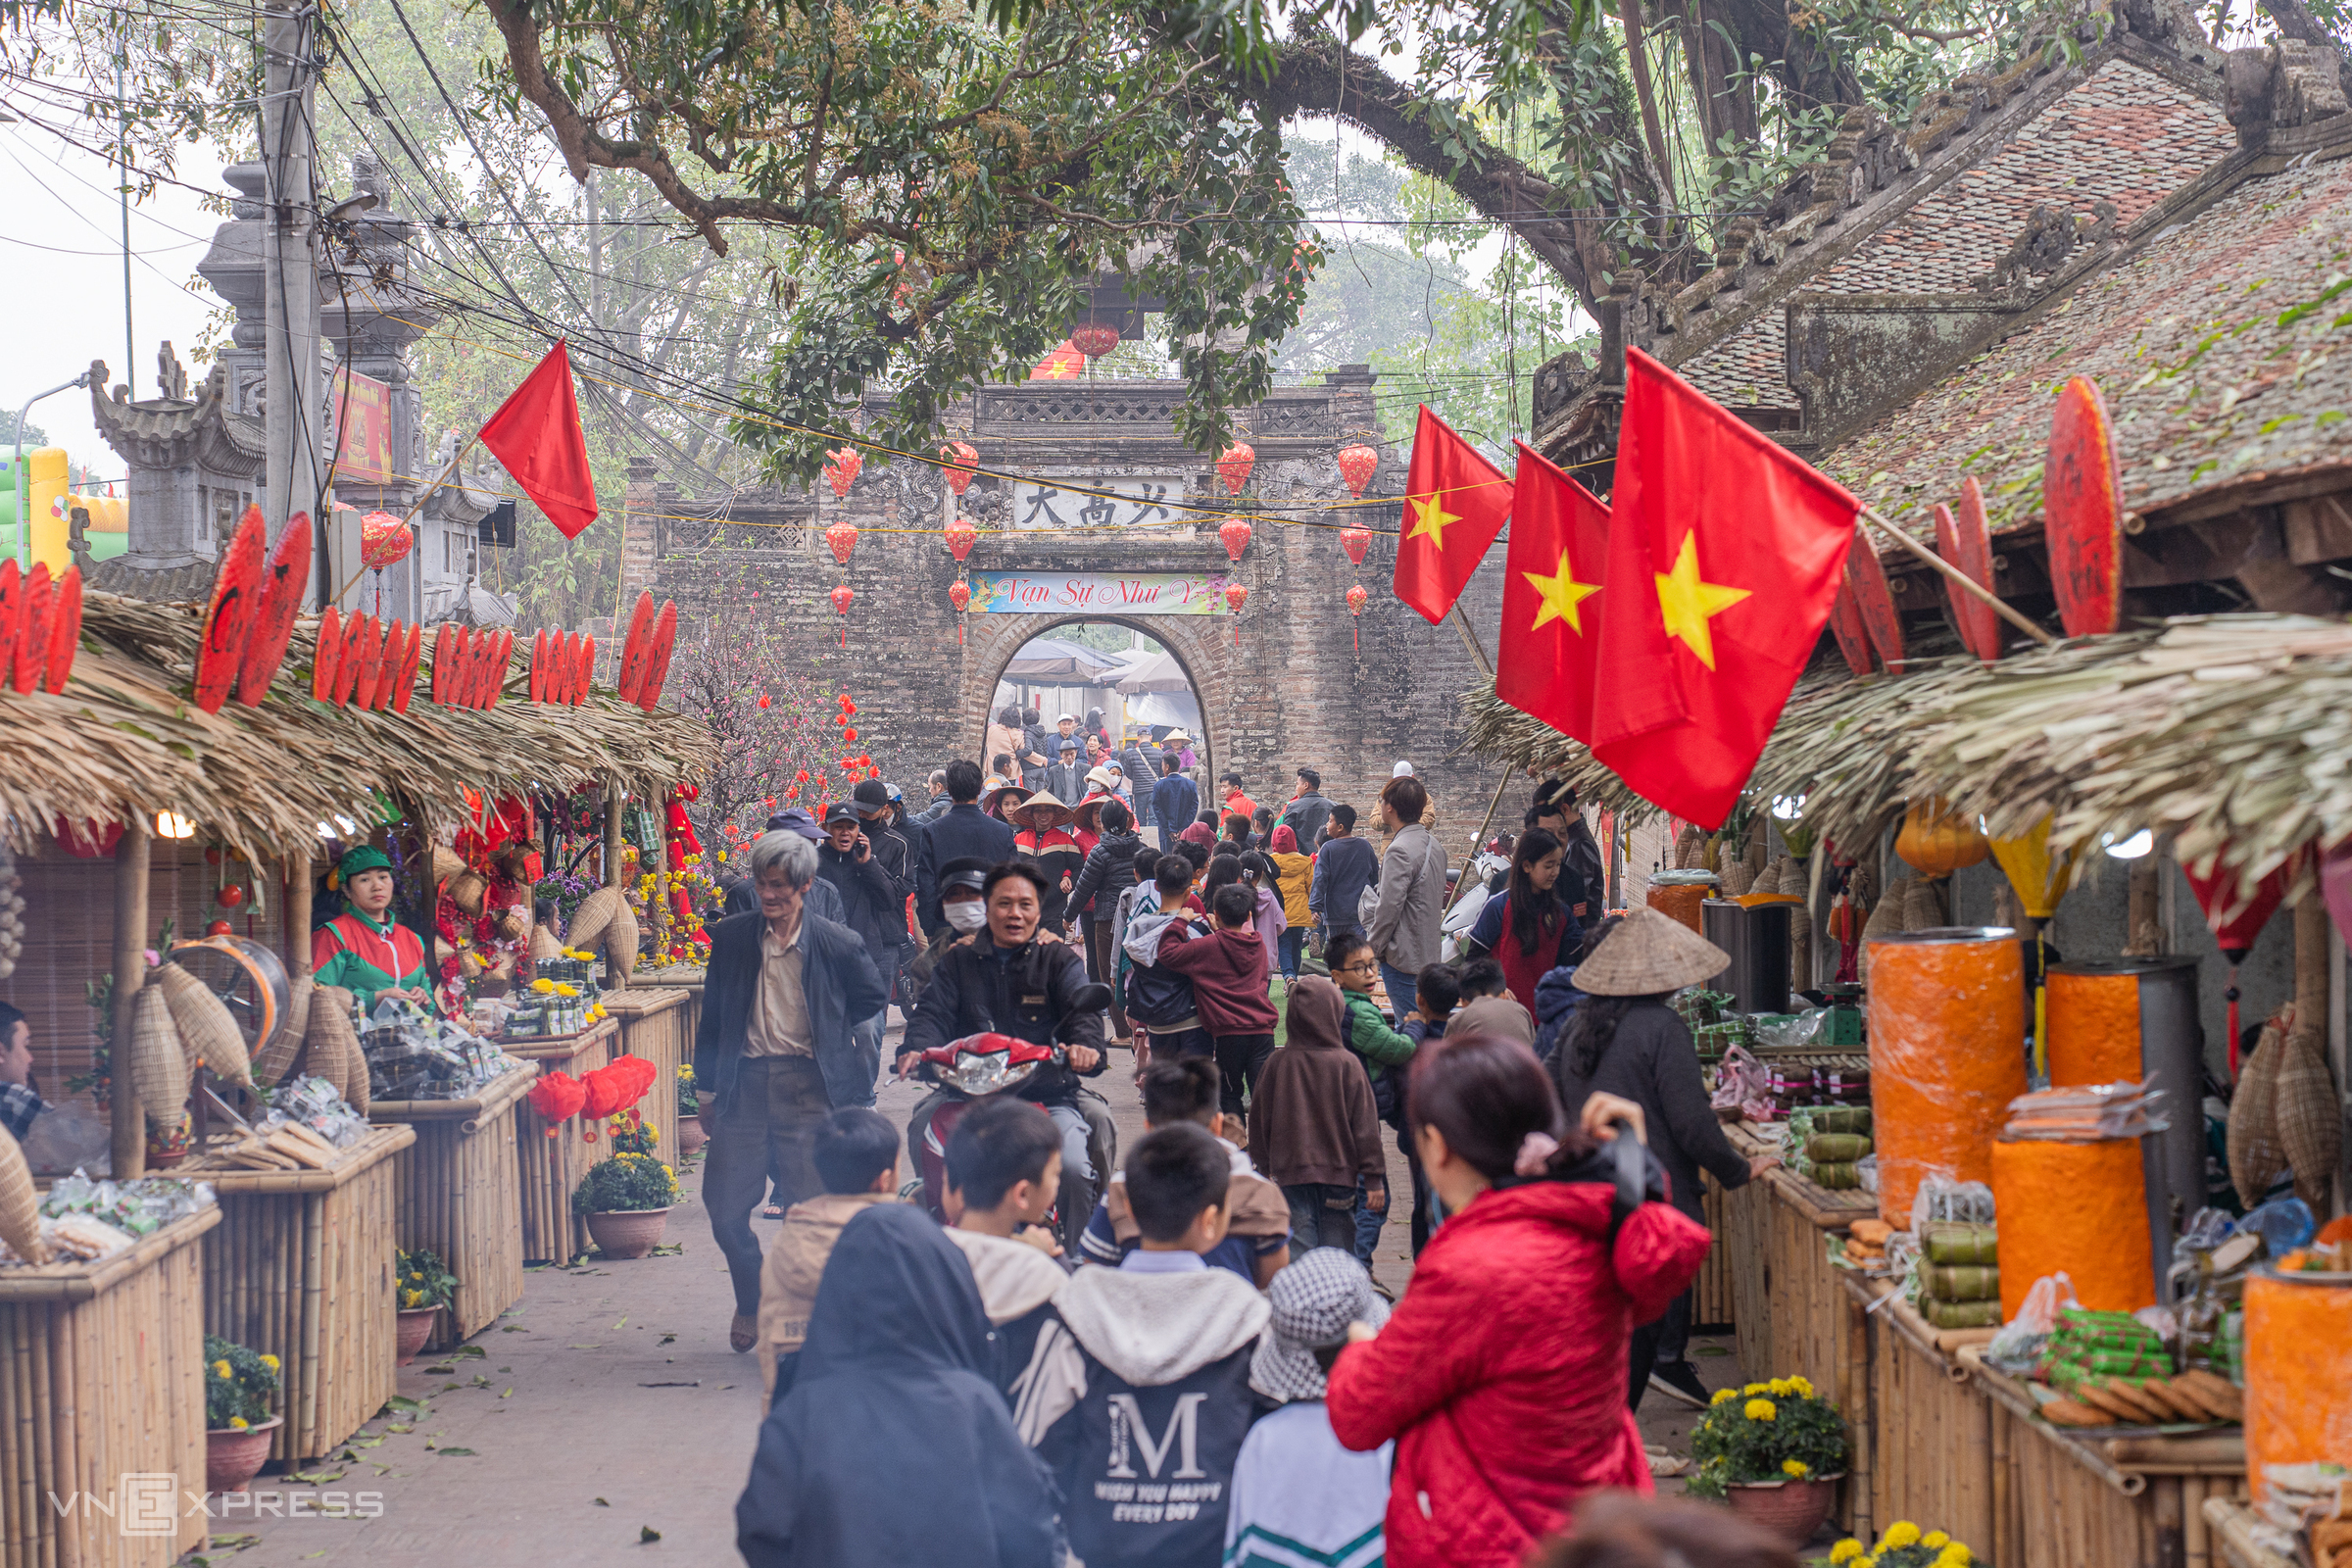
[198,1028,1738,1566]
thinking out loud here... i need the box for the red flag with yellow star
[1589,348,1857,827]
[1394,405,1512,623]
[1499,441,1609,743]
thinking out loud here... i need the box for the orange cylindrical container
[1988,1137,2156,1320]
[2044,967,2141,1086]
[2244,1267,2352,1501]
[1868,928,2027,1227]
[1647,883,1708,933]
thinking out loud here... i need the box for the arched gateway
[620,368,1515,848]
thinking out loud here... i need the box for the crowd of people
[693,726,1788,1567]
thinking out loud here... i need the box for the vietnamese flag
[477,341,600,539]
[1589,349,1858,827]
[1498,442,1609,743]
[1394,405,1512,623]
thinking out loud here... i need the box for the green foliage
[396,1248,460,1312]
[572,1152,681,1214]
[675,1062,699,1116]
[1685,1374,1848,1497]
[204,1335,280,1431]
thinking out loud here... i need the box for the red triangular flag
[1589,349,1858,828]
[477,342,599,540]
[1498,443,1609,744]
[1394,406,1510,624]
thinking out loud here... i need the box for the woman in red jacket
[1324,1035,1712,1568]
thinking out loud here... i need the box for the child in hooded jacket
[756,1108,902,1410]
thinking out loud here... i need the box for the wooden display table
[631,965,705,1010]
[0,1206,221,1567]
[501,1017,619,1263]
[1695,1176,1736,1330]
[372,1062,538,1350]
[173,1123,415,1464]
[2202,1497,2300,1568]
[600,988,693,1158]
[1844,1275,2001,1559]
[1960,1348,2247,1568]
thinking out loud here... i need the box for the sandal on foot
[761,1204,785,1219]
[730,1313,758,1353]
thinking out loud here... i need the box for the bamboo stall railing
[504,1018,619,1263]
[598,988,693,1159]
[372,1062,537,1349]
[0,1206,220,1568]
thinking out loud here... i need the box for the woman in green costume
[310,847,436,1016]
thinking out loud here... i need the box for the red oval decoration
[572,633,593,707]
[194,507,267,712]
[1937,480,2003,667]
[236,514,314,705]
[390,621,423,713]
[617,591,655,704]
[43,564,81,694]
[2045,374,2124,638]
[529,629,549,704]
[350,614,385,710]
[1828,582,1874,677]
[314,609,344,703]
[0,560,20,682]
[1842,527,1906,673]
[639,602,677,712]
[427,623,453,705]
[14,564,50,697]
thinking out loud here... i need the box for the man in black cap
[818,797,913,1072]
[724,810,849,924]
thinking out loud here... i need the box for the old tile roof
[1826,144,2352,535]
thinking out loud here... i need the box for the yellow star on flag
[1406,492,1461,547]
[1522,549,1601,635]
[1653,531,1749,669]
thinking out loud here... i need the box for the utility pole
[259,1,323,598]
[118,61,133,401]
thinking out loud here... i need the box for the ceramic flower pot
[205,1416,283,1494]
[678,1118,709,1157]
[585,1205,671,1259]
[1725,1475,1842,1546]
[396,1305,443,1365]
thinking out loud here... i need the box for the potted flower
[676,1063,706,1156]
[204,1335,281,1494]
[572,1151,680,1258]
[608,1106,659,1155]
[394,1248,459,1364]
[1820,1522,1983,1566]
[1687,1375,1848,1544]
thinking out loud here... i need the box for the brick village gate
[618,368,1524,844]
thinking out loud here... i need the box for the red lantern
[822,447,863,499]
[1340,526,1372,566]
[1346,581,1368,652]
[359,511,413,570]
[2183,852,2298,1074]
[941,441,979,497]
[830,583,855,646]
[824,520,858,565]
[1223,580,1249,647]
[1069,322,1121,360]
[1218,517,1252,563]
[945,516,978,563]
[1337,444,1379,498]
[1216,443,1255,496]
[949,579,971,645]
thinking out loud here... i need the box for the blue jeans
[1276,927,1305,981]
[1379,960,1420,1022]
[1352,1175,1385,1263]
[850,1005,887,1106]
[1284,1183,1358,1259]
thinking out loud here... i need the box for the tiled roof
[1680,314,1801,410]
[1825,148,2352,535]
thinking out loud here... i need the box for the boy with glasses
[1322,932,1413,1265]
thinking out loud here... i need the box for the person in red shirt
[1153,883,1278,1126]
[1219,771,1258,824]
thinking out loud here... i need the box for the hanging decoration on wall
[1218,517,1252,563]
[1346,582,1368,653]
[824,520,859,566]
[1069,322,1120,361]
[1216,443,1255,496]
[941,440,980,496]
[359,510,413,619]
[948,579,971,644]
[1337,443,1378,499]
[2045,374,2125,638]
[830,584,856,646]
[945,515,978,564]
[1339,526,1372,567]
[1223,580,1249,647]
[822,446,863,499]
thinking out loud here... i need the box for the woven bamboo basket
[496,907,529,943]
[253,973,314,1087]
[153,960,256,1088]
[605,900,640,983]
[127,986,189,1127]
[448,870,487,916]
[309,985,368,1111]
[528,924,563,962]
[568,885,622,952]
[430,845,465,887]
[0,1125,47,1263]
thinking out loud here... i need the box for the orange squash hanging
[1896,798,1989,879]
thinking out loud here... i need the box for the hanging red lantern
[1216,443,1255,496]
[941,441,979,497]
[949,578,971,645]
[1340,526,1372,566]
[824,520,858,565]
[1346,582,1368,653]
[1218,517,1252,563]
[1337,444,1379,498]
[945,516,978,563]
[830,583,855,646]
[822,447,863,499]
[359,511,413,570]
[1068,322,1121,360]
[2183,851,2298,1074]
[1223,580,1250,647]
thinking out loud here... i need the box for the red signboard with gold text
[331,366,395,485]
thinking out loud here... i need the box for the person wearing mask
[1150,753,1200,853]
[1366,776,1447,1012]
[1324,1037,1711,1568]
[914,759,1016,937]
[816,800,910,1075]
[1534,779,1605,919]
[903,858,990,999]
[1549,908,1779,1411]
[697,830,892,1353]
[1250,977,1387,1258]
[1280,767,1334,849]
[1153,883,1279,1127]
[0,1003,46,1143]
[1265,826,1315,982]
[941,1098,1074,1392]
[736,1204,1058,1568]
[1220,771,1258,824]
[1463,828,1585,1015]
[1307,804,1379,950]
[755,1107,901,1409]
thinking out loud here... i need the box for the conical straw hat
[1572,906,1730,997]
[1008,791,1074,829]
[0,1125,46,1263]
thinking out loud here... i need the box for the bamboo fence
[0,1206,220,1568]
[505,1019,619,1263]
[598,989,693,1159]
[173,1123,413,1463]
[1694,1176,1738,1331]
[1846,1275,2002,1556]
[2201,1497,2299,1568]
[372,1063,537,1350]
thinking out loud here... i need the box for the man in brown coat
[1249,976,1389,1259]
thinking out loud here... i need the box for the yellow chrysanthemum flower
[1829,1541,1865,1564]
[1882,1522,1921,1550]
[1782,1458,1810,1478]
[259,1354,278,1372]
[1711,1388,1738,1405]
[1744,1398,1776,1422]
[1934,1545,1972,1567]
[404,1289,424,1307]
[1743,1382,1767,1396]
[212,1359,231,1379]
[1788,1375,1814,1398]
[1923,1532,1949,1549]
[531,978,556,995]
[228,1416,249,1430]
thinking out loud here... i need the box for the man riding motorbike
[899,858,1117,1251]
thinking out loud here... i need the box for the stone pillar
[619,456,661,600]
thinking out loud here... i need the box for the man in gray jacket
[1366,775,1447,1011]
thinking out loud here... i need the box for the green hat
[337,846,394,881]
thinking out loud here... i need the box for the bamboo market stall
[172,1123,415,1462]
[598,988,692,1157]
[1846,1275,2003,1562]
[0,1205,220,1568]
[506,1018,619,1263]
[2201,1497,2301,1568]
[372,1062,537,1349]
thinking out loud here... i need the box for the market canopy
[1002,637,1125,681]
[0,591,716,861]
[1113,649,1193,695]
